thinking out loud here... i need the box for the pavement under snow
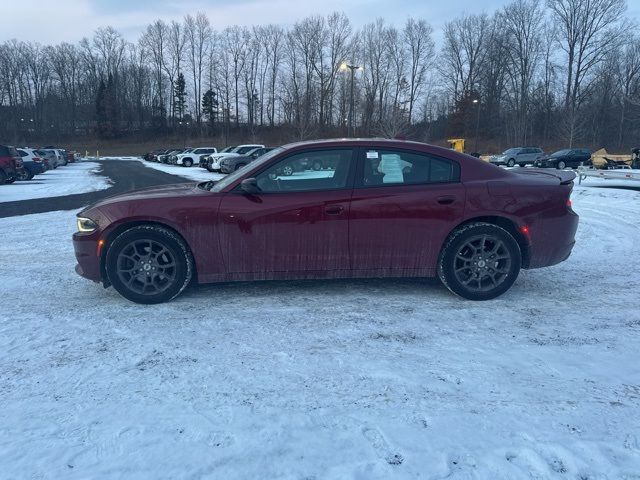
[0,162,110,203]
[0,181,639,479]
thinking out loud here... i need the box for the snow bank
[0,162,111,203]
[0,187,639,478]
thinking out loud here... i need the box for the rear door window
[359,149,460,187]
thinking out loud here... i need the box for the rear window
[8,147,19,157]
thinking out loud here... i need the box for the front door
[218,148,355,275]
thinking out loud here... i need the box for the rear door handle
[436,196,456,205]
[325,205,344,215]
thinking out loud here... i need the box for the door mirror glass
[240,178,261,194]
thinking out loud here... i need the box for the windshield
[221,146,236,153]
[211,147,284,192]
[501,148,519,155]
[551,149,571,157]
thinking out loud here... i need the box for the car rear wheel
[183,158,193,167]
[557,160,566,169]
[105,225,194,304]
[507,158,516,167]
[438,222,521,301]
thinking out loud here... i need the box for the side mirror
[240,178,261,195]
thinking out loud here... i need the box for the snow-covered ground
[0,162,110,203]
[1,186,639,479]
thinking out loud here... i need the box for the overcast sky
[2,0,638,45]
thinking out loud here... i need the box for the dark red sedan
[73,139,578,304]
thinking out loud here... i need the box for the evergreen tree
[174,73,187,121]
[202,89,219,129]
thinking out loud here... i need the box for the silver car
[489,147,544,167]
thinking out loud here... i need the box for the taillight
[567,199,572,208]
[33,156,42,163]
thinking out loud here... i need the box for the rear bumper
[72,231,102,282]
[527,210,579,269]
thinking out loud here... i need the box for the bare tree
[547,0,626,144]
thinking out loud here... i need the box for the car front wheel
[557,160,566,169]
[507,158,516,167]
[183,158,193,167]
[438,222,521,301]
[105,225,194,304]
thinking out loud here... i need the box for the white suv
[173,147,217,167]
[207,144,265,172]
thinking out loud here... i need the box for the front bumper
[72,231,102,282]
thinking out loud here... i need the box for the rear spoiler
[513,168,576,185]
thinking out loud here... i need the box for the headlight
[77,217,98,232]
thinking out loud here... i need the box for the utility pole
[473,98,481,154]
[340,63,362,137]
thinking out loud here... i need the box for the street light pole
[473,98,481,154]
[340,63,362,137]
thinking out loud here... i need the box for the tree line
[1,0,639,152]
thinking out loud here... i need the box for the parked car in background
[206,144,265,172]
[158,149,184,164]
[143,149,166,162]
[16,148,46,180]
[534,149,591,169]
[173,147,217,167]
[0,145,23,184]
[219,147,275,173]
[489,147,544,167]
[73,138,579,304]
[200,146,235,168]
[38,149,59,168]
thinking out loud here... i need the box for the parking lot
[1,158,639,478]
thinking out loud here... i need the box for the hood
[79,182,204,214]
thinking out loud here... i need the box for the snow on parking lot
[0,162,111,203]
[0,186,639,479]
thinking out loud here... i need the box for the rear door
[349,147,465,274]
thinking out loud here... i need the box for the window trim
[232,147,358,195]
[353,146,461,189]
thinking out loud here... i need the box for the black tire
[183,158,193,167]
[518,163,526,167]
[16,169,33,181]
[235,163,246,171]
[438,222,521,301]
[557,160,566,169]
[0,170,6,185]
[5,175,15,184]
[507,158,516,167]
[105,225,194,304]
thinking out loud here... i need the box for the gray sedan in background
[489,147,544,167]
[219,147,276,173]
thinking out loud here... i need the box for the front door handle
[436,196,456,205]
[325,205,344,215]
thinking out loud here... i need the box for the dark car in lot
[0,145,22,184]
[73,139,579,304]
[534,149,591,169]
[219,147,275,173]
